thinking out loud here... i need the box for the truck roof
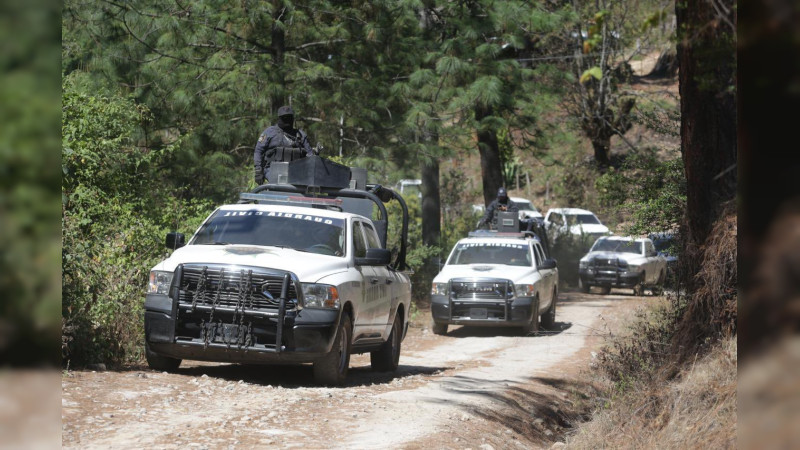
[461,230,541,245]
[217,203,367,222]
[546,207,596,215]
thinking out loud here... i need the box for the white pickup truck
[144,158,411,386]
[430,230,559,336]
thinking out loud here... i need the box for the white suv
[544,208,610,248]
[430,231,558,336]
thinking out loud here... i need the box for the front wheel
[313,313,352,386]
[651,271,665,296]
[371,314,402,372]
[521,297,541,336]
[578,277,590,293]
[432,321,448,336]
[145,341,181,372]
[633,275,645,296]
[541,291,557,330]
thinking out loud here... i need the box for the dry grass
[565,337,736,449]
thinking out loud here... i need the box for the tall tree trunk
[591,138,611,167]
[421,156,441,249]
[475,104,503,205]
[676,0,737,248]
[271,1,286,111]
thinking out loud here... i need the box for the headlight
[148,271,173,295]
[301,283,340,309]
[515,284,535,297]
[431,282,448,296]
[579,261,588,269]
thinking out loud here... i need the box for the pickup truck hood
[580,251,645,265]
[433,264,537,284]
[150,245,348,282]
[568,223,610,235]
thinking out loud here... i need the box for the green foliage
[61,74,215,366]
[0,0,61,365]
[595,150,686,235]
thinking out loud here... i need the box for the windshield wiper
[208,241,232,245]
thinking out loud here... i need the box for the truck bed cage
[239,183,409,271]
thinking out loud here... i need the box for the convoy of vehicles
[146,164,669,385]
[577,235,668,295]
[144,156,412,386]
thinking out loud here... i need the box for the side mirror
[539,258,557,270]
[355,248,392,266]
[166,232,186,250]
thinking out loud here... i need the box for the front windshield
[447,242,531,267]
[591,239,642,254]
[567,214,600,225]
[191,209,346,256]
[515,201,536,211]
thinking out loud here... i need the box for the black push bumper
[578,268,642,288]
[430,294,536,327]
[144,264,341,365]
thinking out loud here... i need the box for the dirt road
[62,290,648,449]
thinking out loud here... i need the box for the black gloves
[254,167,264,185]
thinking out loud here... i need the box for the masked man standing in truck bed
[254,105,315,185]
[478,187,519,229]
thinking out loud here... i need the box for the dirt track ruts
[62,289,650,449]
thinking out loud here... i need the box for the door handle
[385,279,393,285]
[370,278,380,285]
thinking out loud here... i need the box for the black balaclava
[277,114,294,132]
[497,187,509,204]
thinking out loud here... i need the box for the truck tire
[651,270,665,296]
[521,296,541,336]
[633,275,645,296]
[541,291,557,330]
[314,313,352,386]
[371,314,402,372]
[145,341,181,372]
[432,321,448,336]
[579,277,590,293]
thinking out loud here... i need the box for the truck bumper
[430,294,535,327]
[144,293,340,365]
[578,269,642,288]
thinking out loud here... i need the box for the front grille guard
[170,264,299,353]
[446,278,514,321]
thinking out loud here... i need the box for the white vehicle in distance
[544,207,611,249]
[430,230,558,336]
[510,196,544,221]
[578,235,667,296]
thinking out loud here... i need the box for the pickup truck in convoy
[578,235,667,296]
[144,156,412,386]
[430,229,558,336]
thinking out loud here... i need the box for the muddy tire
[432,321,448,336]
[521,296,541,336]
[651,271,665,296]
[371,314,402,372]
[633,275,645,296]
[145,341,181,372]
[314,313,352,386]
[541,291,557,330]
[578,277,590,293]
